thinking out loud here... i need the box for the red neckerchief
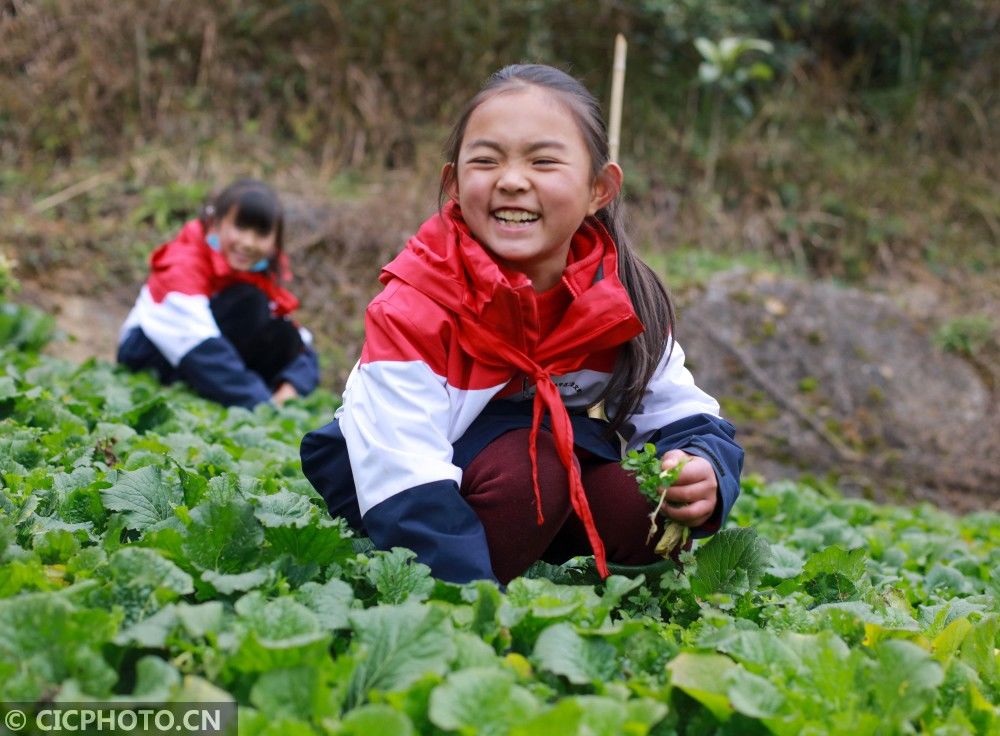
[383,202,645,577]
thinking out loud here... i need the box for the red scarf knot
[458,326,610,579]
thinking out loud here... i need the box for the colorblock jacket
[118,219,319,408]
[301,204,742,583]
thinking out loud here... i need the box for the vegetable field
[1,300,998,735]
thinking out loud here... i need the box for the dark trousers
[460,428,661,584]
[210,283,303,386]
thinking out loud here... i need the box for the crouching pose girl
[302,65,742,584]
[118,179,319,408]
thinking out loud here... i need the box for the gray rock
[678,271,998,510]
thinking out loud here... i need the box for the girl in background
[118,179,318,408]
[302,65,742,584]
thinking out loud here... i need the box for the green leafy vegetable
[428,667,539,735]
[621,442,688,556]
[99,466,182,531]
[1,297,998,734]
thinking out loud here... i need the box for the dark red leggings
[460,428,661,584]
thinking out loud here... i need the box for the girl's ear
[587,162,624,215]
[441,163,459,201]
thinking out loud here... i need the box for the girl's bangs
[232,189,280,235]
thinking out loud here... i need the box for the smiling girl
[302,65,742,584]
[118,179,319,408]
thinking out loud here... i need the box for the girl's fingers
[665,478,715,505]
[662,497,714,525]
[676,456,714,485]
[660,449,689,470]
[658,452,718,525]
[662,453,714,486]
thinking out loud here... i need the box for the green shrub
[933,315,994,357]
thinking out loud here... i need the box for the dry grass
[2,1,997,388]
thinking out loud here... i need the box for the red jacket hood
[380,202,644,368]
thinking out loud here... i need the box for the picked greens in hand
[622,443,688,557]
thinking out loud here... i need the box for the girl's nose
[496,165,529,192]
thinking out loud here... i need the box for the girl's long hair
[440,64,674,436]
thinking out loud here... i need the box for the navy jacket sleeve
[277,347,320,396]
[300,417,497,584]
[300,417,363,528]
[647,413,744,538]
[364,481,498,583]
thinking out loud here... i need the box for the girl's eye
[468,157,496,166]
[533,159,558,166]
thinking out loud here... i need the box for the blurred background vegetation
[0,0,997,380]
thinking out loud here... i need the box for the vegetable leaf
[531,622,618,684]
[181,500,263,574]
[691,527,771,596]
[100,466,182,531]
[347,602,455,707]
[429,667,539,735]
[667,652,737,721]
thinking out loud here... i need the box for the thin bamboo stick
[608,33,628,164]
[590,34,629,423]
[31,170,118,214]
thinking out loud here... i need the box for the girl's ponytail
[595,199,674,436]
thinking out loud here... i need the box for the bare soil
[18,271,134,365]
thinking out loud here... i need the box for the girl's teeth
[494,210,539,223]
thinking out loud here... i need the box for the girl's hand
[659,449,718,528]
[271,382,299,407]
